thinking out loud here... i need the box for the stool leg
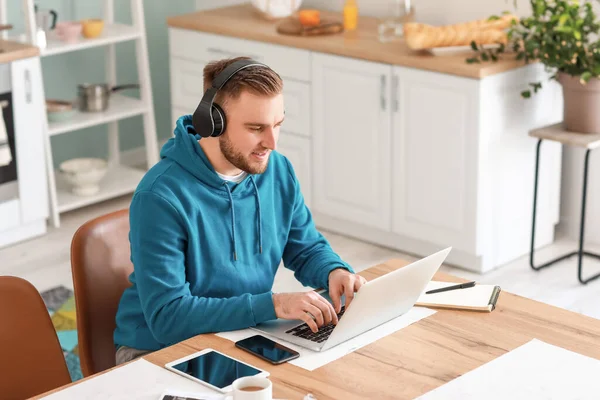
[578,149,600,284]
[530,139,577,271]
[530,139,543,270]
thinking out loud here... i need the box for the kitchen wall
[8,0,196,168]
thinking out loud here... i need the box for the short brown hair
[203,56,283,108]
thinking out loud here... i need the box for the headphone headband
[192,59,266,138]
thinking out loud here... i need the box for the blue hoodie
[113,115,353,351]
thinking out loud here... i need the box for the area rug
[41,286,83,382]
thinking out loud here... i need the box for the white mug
[230,376,273,400]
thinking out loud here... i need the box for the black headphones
[192,59,267,138]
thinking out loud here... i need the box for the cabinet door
[391,66,478,252]
[312,53,392,231]
[277,132,311,207]
[11,57,48,224]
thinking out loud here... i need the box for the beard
[219,132,270,174]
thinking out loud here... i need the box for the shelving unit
[5,0,159,227]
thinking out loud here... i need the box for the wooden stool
[529,123,600,284]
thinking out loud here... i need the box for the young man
[113,57,366,365]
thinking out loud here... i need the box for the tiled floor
[2,194,600,320]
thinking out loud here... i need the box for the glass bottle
[344,0,359,31]
[378,0,415,43]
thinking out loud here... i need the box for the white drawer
[0,198,20,233]
[169,28,311,82]
[281,80,310,138]
[170,58,205,110]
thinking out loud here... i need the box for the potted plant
[467,0,600,133]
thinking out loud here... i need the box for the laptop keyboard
[285,306,346,343]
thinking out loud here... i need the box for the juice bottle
[343,0,358,31]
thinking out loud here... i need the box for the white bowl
[59,157,108,196]
[251,0,302,19]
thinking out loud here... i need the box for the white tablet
[164,348,269,393]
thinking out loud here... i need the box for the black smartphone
[235,334,300,365]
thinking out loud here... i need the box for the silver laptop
[251,247,452,352]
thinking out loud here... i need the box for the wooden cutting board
[276,17,343,36]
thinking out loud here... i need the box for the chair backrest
[70,208,133,377]
[0,276,72,399]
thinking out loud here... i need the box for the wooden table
[34,258,600,399]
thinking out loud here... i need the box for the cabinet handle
[380,74,386,111]
[207,47,262,62]
[24,69,32,104]
[393,74,399,112]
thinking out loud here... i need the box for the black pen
[426,281,476,295]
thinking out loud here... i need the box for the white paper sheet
[217,306,436,371]
[41,358,222,400]
[416,339,600,400]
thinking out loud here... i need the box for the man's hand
[273,291,338,333]
[328,268,367,313]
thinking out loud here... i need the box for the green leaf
[521,90,532,98]
[574,30,582,40]
[466,57,480,64]
[491,53,498,62]
[554,26,573,33]
[516,52,525,60]
[580,71,592,83]
[488,15,500,21]
[481,52,489,61]
[558,14,569,26]
[470,40,478,51]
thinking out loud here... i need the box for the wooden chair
[0,276,72,399]
[70,208,134,377]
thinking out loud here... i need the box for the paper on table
[416,339,600,400]
[41,358,222,400]
[217,306,436,371]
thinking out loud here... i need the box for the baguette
[404,26,507,50]
[404,14,517,35]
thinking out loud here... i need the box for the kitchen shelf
[48,94,149,136]
[56,163,145,213]
[41,23,141,57]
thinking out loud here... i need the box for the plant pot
[558,72,600,134]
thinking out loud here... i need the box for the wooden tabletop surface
[33,257,600,400]
[166,3,527,80]
[0,40,39,64]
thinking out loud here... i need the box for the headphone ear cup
[211,103,226,137]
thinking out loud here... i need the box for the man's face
[219,90,284,174]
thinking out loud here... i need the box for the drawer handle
[380,74,386,111]
[207,47,262,62]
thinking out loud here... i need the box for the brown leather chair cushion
[0,276,72,399]
[71,208,134,377]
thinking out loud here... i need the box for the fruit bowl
[59,157,107,196]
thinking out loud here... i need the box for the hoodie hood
[161,115,263,260]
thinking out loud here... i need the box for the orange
[299,9,320,27]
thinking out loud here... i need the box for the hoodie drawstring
[224,184,237,261]
[250,176,263,254]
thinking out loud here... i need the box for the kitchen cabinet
[391,66,479,254]
[0,56,48,248]
[167,23,562,273]
[312,53,392,231]
[277,132,311,207]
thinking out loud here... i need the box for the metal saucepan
[77,83,140,112]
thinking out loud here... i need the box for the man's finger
[329,288,342,314]
[344,281,355,310]
[305,304,325,327]
[315,295,337,325]
[300,312,319,333]
[354,276,365,292]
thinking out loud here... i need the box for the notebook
[415,281,501,312]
